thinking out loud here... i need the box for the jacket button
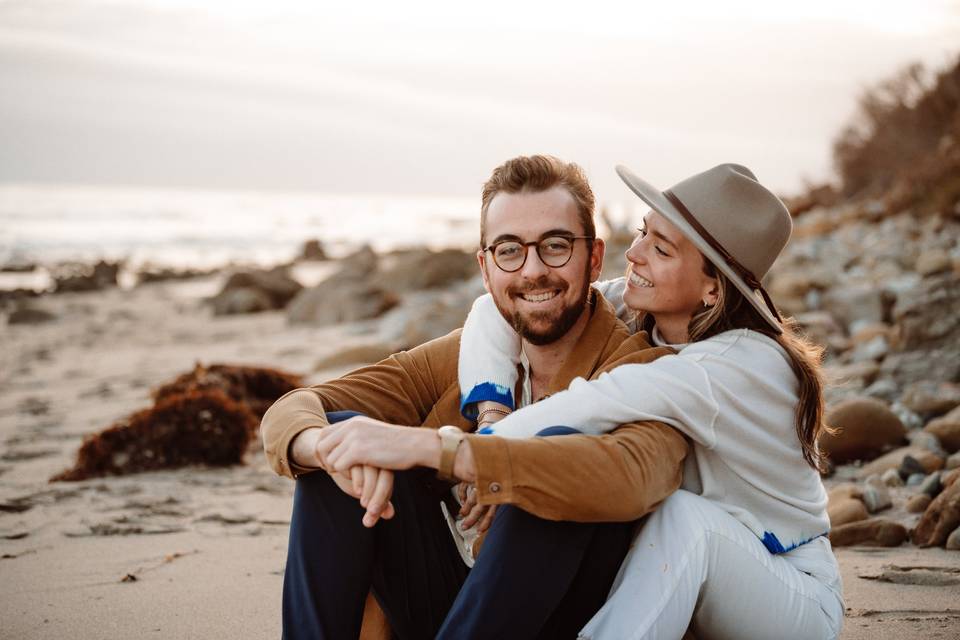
[489,482,501,493]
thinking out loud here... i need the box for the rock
[314,343,398,371]
[849,322,891,345]
[881,468,904,487]
[890,401,923,430]
[858,446,944,479]
[287,279,399,326]
[881,351,960,399]
[830,518,907,547]
[920,471,943,498]
[210,268,303,315]
[399,298,470,349]
[824,361,879,388]
[862,483,892,513]
[911,478,960,547]
[947,527,960,550]
[943,468,960,488]
[898,453,930,478]
[8,307,57,325]
[793,311,843,346]
[210,287,274,315]
[892,272,960,351]
[336,245,379,280]
[828,497,869,527]
[900,380,960,417]
[822,284,886,330]
[915,247,951,276]
[849,335,889,362]
[907,472,926,486]
[379,248,476,292]
[906,493,933,513]
[863,378,899,401]
[948,453,960,471]
[299,239,328,261]
[827,483,862,503]
[52,260,121,293]
[925,405,960,453]
[907,430,948,457]
[819,397,906,464]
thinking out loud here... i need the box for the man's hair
[480,155,596,246]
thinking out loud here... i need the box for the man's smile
[517,290,561,303]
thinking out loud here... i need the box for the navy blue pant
[282,413,634,639]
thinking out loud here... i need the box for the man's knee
[535,426,582,438]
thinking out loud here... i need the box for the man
[261,155,689,639]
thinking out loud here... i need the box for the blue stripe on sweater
[460,382,514,419]
[761,530,828,554]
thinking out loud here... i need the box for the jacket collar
[545,287,621,397]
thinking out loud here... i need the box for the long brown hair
[637,261,830,472]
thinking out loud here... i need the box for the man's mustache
[507,277,567,297]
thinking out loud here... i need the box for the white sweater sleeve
[592,277,633,326]
[479,353,720,446]
[457,293,521,418]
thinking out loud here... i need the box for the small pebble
[907,473,926,487]
[899,455,925,480]
[920,471,942,498]
[906,493,932,513]
[881,468,904,487]
[862,484,892,513]
[947,527,960,551]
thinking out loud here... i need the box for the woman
[457,163,844,639]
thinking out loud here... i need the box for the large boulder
[379,248,477,292]
[829,518,907,547]
[828,497,869,527]
[287,279,399,326]
[911,479,960,547]
[819,397,906,464]
[210,268,303,315]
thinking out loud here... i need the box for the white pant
[579,491,844,640]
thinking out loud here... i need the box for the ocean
[0,183,482,272]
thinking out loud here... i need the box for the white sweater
[458,281,831,554]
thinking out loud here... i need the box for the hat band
[663,190,783,324]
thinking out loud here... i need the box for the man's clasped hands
[309,415,497,532]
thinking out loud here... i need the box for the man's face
[478,186,604,345]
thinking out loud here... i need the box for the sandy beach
[1,262,958,639]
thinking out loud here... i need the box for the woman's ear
[702,277,720,308]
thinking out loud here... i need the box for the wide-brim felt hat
[615,163,791,333]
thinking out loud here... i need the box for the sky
[1,0,959,199]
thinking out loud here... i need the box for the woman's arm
[457,279,633,420]
[480,354,721,448]
[457,293,521,418]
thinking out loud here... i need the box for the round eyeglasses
[483,235,594,273]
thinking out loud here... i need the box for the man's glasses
[483,236,594,273]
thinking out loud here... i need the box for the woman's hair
[637,260,830,473]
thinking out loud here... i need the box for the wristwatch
[437,425,467,482]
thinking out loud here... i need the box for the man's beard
[493,269,592,346]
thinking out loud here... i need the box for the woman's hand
[315,415,437,473]
[457,482,497,533]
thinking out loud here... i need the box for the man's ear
[702,276,720,308]
[477,249,491,293]
[589,238,605,282]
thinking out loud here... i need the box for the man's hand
[329,465,396,528]
[316,415,437,473]
[457,482,497,533]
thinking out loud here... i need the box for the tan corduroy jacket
[262,293,690,523]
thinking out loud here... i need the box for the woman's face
[622,211,718,335]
